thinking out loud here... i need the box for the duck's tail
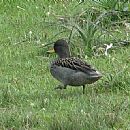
[89,70,102,79]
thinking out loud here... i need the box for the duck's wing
[52,57,97,74]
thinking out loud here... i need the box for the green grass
[0,0,130,130]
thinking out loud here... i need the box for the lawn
[0,0,130,130]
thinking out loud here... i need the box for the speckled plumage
[50,39,102,94]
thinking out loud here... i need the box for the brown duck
[49,39,102,94]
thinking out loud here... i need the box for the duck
[49,39,102,94]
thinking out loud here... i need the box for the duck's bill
[47,49,55,53]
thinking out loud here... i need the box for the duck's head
[53,39,70,58]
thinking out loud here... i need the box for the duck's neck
[58,50,70,58]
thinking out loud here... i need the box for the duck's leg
[55,84,67,89]
[63,85,67,89]
[83,85,85,94]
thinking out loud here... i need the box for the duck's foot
[55,85,67,90]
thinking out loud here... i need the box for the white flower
[44,98,48,103]
[36,39,41,44]
[104,43,113,56]
[81,109,84,113]
[17,6,25,10]
[30,102,35,107]
[42,108,46,111]
[124,23,130,31]
[29,31,32,41]
[46,12,50,16]
[29,31,32,35]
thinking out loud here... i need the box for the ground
[0,1,130,130]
